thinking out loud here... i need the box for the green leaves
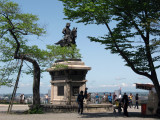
[15,13,45,36]
[0,0,46,87]
[60,0,160,78]
[0,60,21,87]
[0,0,19,15]
[61,0,111,25]
[0,0,83,87]
[45,45,82,67]
[0,0,46,38]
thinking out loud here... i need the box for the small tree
[0,0,45,106]
[46,44,82,66]
[59,0,160,113]
[0,0,82,108]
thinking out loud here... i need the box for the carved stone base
[46,59,91,105]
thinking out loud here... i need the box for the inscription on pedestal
[72,86,79,96]
[58,86,64,96]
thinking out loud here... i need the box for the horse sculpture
[55,27,77,47]
[70,27,77,45]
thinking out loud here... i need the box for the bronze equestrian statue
[55,23,77,47]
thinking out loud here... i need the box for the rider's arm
[62,28,66,34]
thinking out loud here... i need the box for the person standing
[95,93,99,104]
[106,93,109,102]
[84,88,88,104]
[135,93,139,109]
[22,94,25,104]
[77,91,84,114]
[122,93,129,117]
[113,92,117,104]
[45,94,49,104]
[108,93,112,104]
[20,94,22,104]
[103,93,106,102]
[129,93,133,108]
[20,94,25,104]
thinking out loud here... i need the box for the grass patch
[27,105,43,114]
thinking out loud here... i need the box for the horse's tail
[55,39,63,45]
[55,39,65,47]
[55,42,59,45]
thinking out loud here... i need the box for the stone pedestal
[46,59,91,105]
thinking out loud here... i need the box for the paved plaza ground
[0,104,159,120]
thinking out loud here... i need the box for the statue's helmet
[66,23,70,27]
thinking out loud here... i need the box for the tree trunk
[152,77,160,100]
[8,21,41,108]
[151,74,160,115]
[32,61,40,106]
[13,56,41,107]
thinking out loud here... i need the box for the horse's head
[71,27,77,38]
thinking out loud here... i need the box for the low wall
[29,104,113,113]
[85,104,113,113]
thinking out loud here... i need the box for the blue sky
[0,0,159,94]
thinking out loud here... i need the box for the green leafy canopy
[0,0,82,87]
[59,0,160,75]
[0,0,47,87]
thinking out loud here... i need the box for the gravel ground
[0,104,158,120]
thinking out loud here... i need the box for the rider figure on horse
[62,23,71,44]
[55,23,77,47]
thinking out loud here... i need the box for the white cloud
[121,83,129,87]
[19,83,32,87]
[99,83,135,88]
[146,82,153,84]
[40,82,50,88]
[19,82,50,87]
[132,84,136,87]
[115,77,126,80]
[137,76,148,80]
[100,84,119,88]
[87,85,99,89]
[19,82,50,88]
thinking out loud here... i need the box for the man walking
[77,91,84,114]
[135,93,139,109]
[122,93,129,117]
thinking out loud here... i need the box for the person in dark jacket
[134,93,139,109]
[121,93,129,117]
[77,91,84,114]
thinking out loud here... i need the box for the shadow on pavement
[0,110,28,114]
[80,112,159,119]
